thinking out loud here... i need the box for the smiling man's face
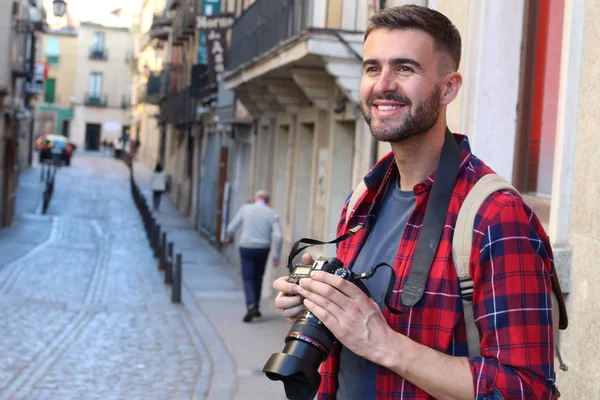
[360,28,444,143]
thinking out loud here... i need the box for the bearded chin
[363,85,441,143]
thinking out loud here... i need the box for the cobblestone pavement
[0,154,211,399]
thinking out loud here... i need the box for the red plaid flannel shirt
[318,134,556,399]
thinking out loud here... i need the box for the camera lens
[263,257,346,400]
[263,310,335,399]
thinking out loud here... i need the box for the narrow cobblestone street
[0,154,290,400]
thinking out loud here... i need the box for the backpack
[344,174,569,369]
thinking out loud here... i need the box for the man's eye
[365,66,379,73]
[399,66,413,73]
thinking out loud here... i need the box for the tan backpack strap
[345,180,368,225]
[453,174,516,357]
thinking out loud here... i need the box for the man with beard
[273,4,558,400]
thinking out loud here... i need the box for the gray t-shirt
[337,176,416,399]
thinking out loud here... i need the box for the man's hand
[273,253,313,323]
[295,269,395,364]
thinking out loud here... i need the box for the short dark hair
[365,5,462,72]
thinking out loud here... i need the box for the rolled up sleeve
[469,195,556,399]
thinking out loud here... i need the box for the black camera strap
[287,129,462,311]
[287,223,366,272]
[400,129,461,308]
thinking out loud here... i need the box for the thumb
[301,253,315,265]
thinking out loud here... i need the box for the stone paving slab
[0,156,215,400]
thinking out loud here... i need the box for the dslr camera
[262,257,368,400]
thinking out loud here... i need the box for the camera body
[287,257,353,285]
[263,257,368,400]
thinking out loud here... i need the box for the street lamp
[52,0,67,17]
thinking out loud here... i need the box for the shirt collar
[254,201,267,206]
[363,133,472,194]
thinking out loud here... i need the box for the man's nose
[374,69,399,95]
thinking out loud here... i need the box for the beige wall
[556,0,600,396]
[41,34,78,107]
[74,24,132,109]
[135,103,161,168]
[0,0,14,93]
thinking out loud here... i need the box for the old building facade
[34,28,77,139]
[130,0,169,171]
[69,22,132,151]
[0,0,45,228]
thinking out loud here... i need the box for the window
[44,78,56,104]
[92,32,104,51]
[89,73,103,96]
[203,0,221,15]
[45,37,60,65]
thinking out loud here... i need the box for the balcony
[145,75,163,105]
[84,93,108,107]
[224,0,365,104]
[163,87,195,127]
[46,55,60,66]
[89,47,108,60]
[121,95,130,109]
[158,63,182,101]
[190,64,217,105]
[150,13,171,41]
[172,0,197,45]
[228,0,310,71]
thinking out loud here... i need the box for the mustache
[368,93,411,106]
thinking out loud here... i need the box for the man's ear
[441,71,463,106]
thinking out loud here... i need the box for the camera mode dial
[334,268,351,280]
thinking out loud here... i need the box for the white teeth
[377,105,401,111]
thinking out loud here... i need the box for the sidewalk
[132,161,291,400]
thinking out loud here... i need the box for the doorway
[292,123,315,242]
[85,123,101,151]
[273,125,290,217]
[61,119,70,138]
[2,136,17,227]
[327,121,355,241]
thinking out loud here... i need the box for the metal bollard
[153,224,161,257]
[159,233,167,270]
[171,253,182,304]
[146,215,153,241]
[165,242,174,284]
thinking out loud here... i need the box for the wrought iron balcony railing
[89,47,108,60]
[163,87,194,126]
[228,0,310,71]
[150,13,171,41]
[172,0,197,45]
[46,55,60,65]
[84,92,108,107]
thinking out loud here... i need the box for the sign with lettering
[197,0,221,64]
[25,62,48,94]
[197,13,235,83]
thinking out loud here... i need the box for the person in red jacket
[274,5,558,400]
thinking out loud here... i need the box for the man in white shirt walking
[225,190,283,322]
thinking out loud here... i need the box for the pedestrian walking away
[150,162,167,211]
[273,4,568,400]
[225,190,282,323]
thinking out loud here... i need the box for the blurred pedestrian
[150,162,167,211]
[225,190,282,322]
